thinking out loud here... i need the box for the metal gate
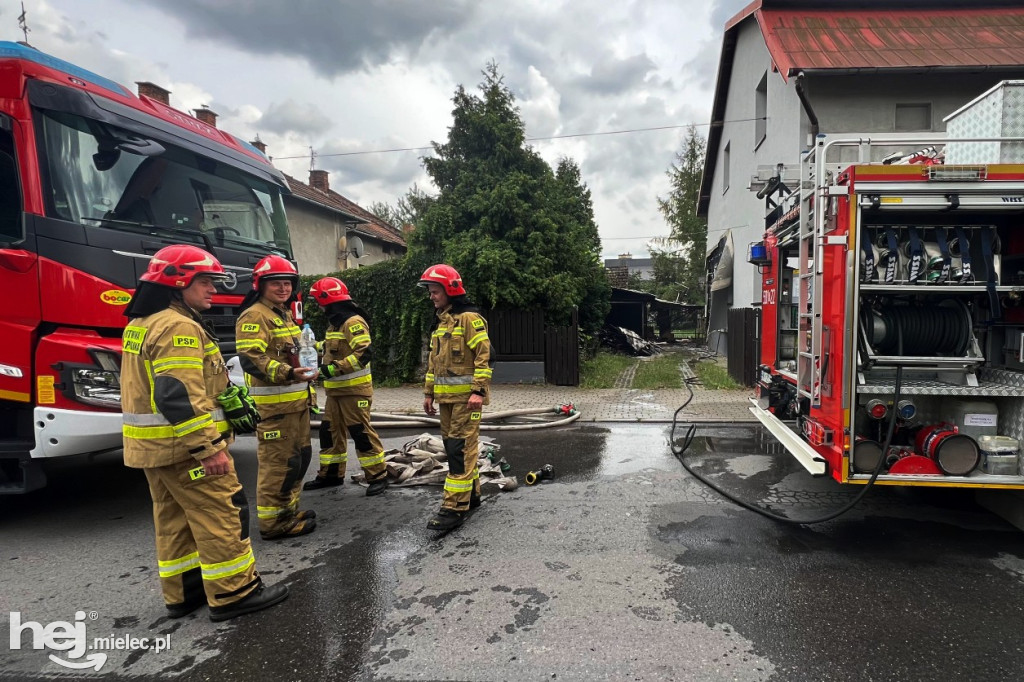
[727,307,760,387]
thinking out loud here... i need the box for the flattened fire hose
[671,368,903,525]
[310,404,581,431]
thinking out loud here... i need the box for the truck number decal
[762,289,776,306]
[123,326,147,355]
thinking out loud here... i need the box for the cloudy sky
[2,0,749,259]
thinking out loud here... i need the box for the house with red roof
[697,0,1024,368]
[278,166,407,276]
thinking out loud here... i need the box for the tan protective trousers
[316,395,387,482]
[439,402,482,512]
[256,410,313,536]
[144,455,260,608]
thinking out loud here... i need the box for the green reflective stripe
[265,360,281,376]
[201,549,255,581]
[350,334,370,345]
[235,339,268,352]
[474,368,493,378]
[358,451,385,467]
[319,452,346,465]
[151,356,203,372]
[425,373,435,381]
[123,424,175,439]
[252,390,309,404]
[248,382,309,395]
[325,332,345,340]
[124,409,225,426]
[257,505,289,519]
[434,384,473,394]
[432,330,446,338]
[324,373,373,389]
[174,413,213,437]
[144,360,157,413]
[158,551,200,578]
[467,332,488,349]
[444,477,474,493]
[473,466,480,481]
[204,342,219,356]
[434,375,473,385]
[452,327,464,337]
[271,327,300,337]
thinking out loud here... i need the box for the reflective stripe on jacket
[121,302,233,468]
[322,314,373,397]
[424,306,492,405]
[235,299,310,417]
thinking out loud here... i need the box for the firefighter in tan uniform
[235,255,318,540]
[419,264,492,530]
[304,277,389,496]
[121,244,288,622]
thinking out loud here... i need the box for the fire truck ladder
[795,145,825,408]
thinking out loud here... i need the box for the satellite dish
[348,235,365,259]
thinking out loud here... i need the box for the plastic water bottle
[298,324,318,370]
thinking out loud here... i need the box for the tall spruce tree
[657,125,708,304]
[410,62,609,333]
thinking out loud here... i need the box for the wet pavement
[2,423,1024,681]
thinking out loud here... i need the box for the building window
[895,103,931,132]
[754,72,768,147]
[723,142,730,194]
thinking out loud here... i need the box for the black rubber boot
[303,477,343,491]
[366,478,389,497]
[166,597,205,619]
[469,492,481,509]
[426,508,464,531]
[208,582,290,622]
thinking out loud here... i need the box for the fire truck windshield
[37,109,291,256]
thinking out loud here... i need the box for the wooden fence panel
[487,308,544,361]
[545,307,579,386]
[727,307,760,387]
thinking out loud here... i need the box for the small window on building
[895,103,931,132]
[723,142,730,194]
[754,72,768,147]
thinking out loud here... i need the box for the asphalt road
[2,423,1024,681]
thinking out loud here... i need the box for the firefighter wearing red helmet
[419,264,493,530]
[303,277,389,495]
[121,244,288,621]
[234,254,318,540]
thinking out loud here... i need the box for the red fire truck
[0,42,293,492]
[751,132,1024,490]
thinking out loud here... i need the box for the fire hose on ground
[310,404,581,431]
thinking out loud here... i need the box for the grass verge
[580,351,635,388]
[692,360,742,390]
[632,354,684,389]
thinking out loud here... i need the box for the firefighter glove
[319,363,340,378]
[217,384,261,434]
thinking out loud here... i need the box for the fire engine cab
[751,130,1024,490]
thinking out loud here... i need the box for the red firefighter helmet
[252,254,299,291]
[418,264,465,297]
[309,277,351,306]
[140,244,229,288]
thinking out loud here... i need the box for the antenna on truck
[18,2,31,46]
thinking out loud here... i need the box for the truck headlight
[72,350,122,408]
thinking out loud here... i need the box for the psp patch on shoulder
[173,335,199,348]
[240,323,260,333]
[471,318,485,330]
[349,323,365,334]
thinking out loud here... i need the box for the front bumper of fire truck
[31,407,124,458]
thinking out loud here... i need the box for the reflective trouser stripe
[358,451,385,468]
[257,502,298,519]
[201,549,255,581]
[158,551,201,578]
[320,451,346,465]
[444,477,474,493]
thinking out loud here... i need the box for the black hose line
[670,367,904,525]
